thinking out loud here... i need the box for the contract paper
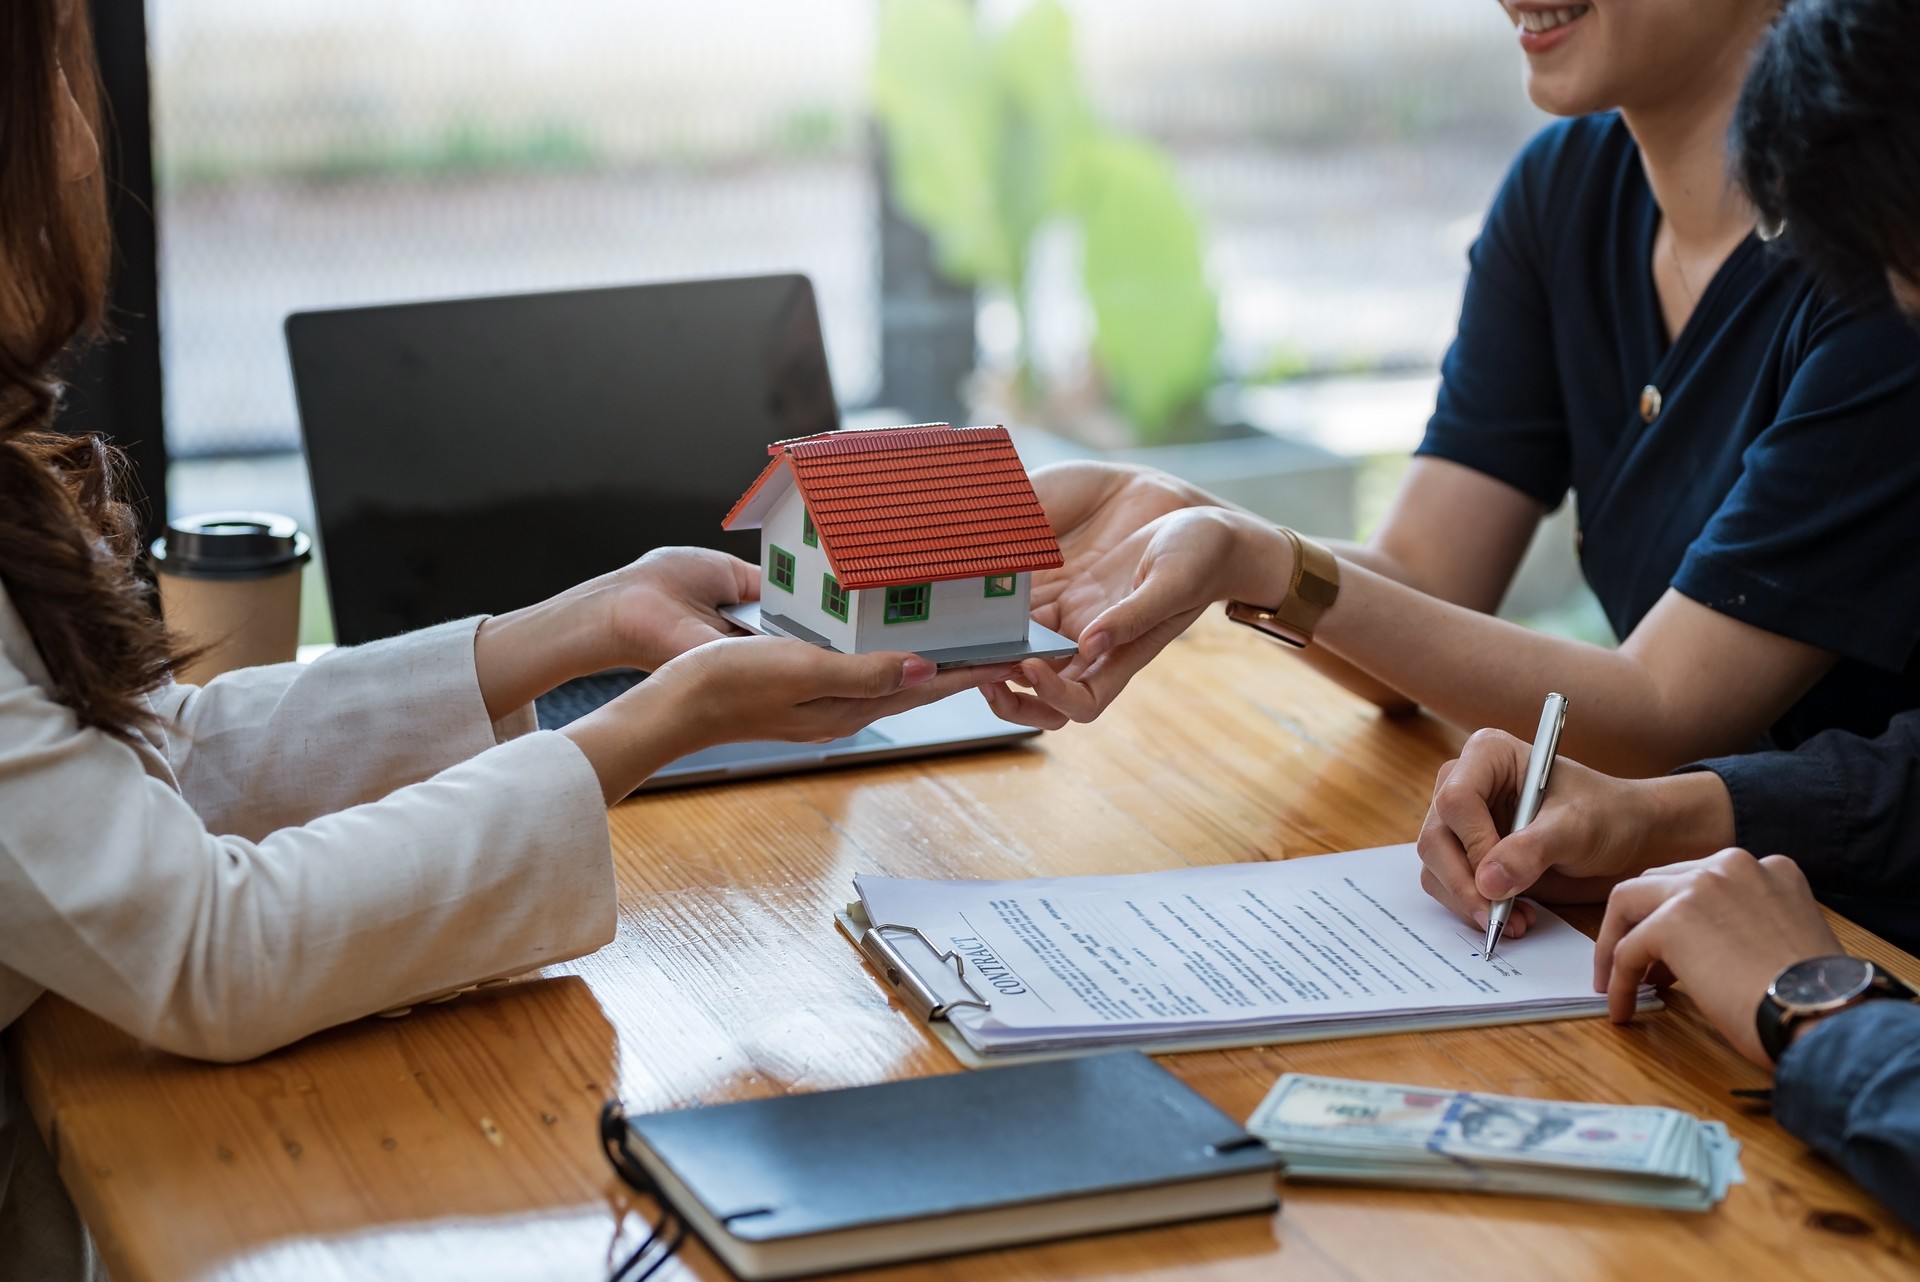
[855,844,1651,1057]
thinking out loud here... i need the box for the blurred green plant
[777,104,846,157]
[872,0,1218,441]
[1251,343,1315,386]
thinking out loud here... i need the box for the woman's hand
[1027,461,1225,640]
[998,460,1282,725]
[987,494,1295,729]
[1593,849,1842,1067]
[560,638,1015,803]
[1416,728,1738,939]
[473,548,759,720]
[582,547,760,671]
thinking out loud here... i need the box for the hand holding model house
[720,424,1078,669]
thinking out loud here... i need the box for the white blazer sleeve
[0,638,615,1063]
[150,618,535,841]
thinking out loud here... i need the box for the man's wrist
[1630,770,1738,866]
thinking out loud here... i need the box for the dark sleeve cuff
[1681,712,1920,902]
[1774,1000,1920,1235]
[1679,748,1847,876]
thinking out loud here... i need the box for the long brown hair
[1,0,176,735]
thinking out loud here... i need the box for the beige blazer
[0,580,615,1280]
[0,580,615,1057]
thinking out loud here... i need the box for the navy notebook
[621,1050,1278,1279]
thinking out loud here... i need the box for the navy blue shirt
[1676,729,1920,1226]
[1776,1000,1920,1235]
[1419,114,1920,749]
[1685,712,1920,951]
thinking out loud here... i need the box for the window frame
[883,582,932,624]
[802,507,818,548]
[821,571,849,622]
[983,574,1017,598]
[769,544,796,593]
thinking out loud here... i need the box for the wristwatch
[1755,955,1920,1064]
[1224,526,1341,649]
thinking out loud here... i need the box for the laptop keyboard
[534,670,886,769]
[535,670,648,730]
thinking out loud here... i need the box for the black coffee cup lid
[152,512,313,579]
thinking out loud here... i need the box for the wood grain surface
[14,612,1919,1282]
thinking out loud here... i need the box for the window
[769,545,796,592]
[983,574,1017,598]
[821,572,849,621]
[802,507,818,548]
[883,583,931,624]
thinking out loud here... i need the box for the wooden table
[15,613,1919,1282]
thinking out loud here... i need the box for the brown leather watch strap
[1223,526,1341,649]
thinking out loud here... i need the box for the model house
[721,423,1068,661]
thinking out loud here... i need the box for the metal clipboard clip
[857,920,993,1023]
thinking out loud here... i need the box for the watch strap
[1870,964,1920,1005]
[1755,990,1793,1065]
[1224,526,1341,649]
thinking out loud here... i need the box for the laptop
[284,273,1040,789]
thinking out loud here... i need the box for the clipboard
[835,902,1663,1071]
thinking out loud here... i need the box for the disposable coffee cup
[152,512,313,686]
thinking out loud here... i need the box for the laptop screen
[287,274,837,645]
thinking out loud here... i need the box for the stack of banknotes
[1247,1073,1744,1211]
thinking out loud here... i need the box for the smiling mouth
[1515,4,1591,33]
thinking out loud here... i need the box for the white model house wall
[759,483,860,652]
[851,573,1032,653]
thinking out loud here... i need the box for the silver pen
[1483,692,1568,961]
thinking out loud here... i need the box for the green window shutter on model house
[884,583,931,623]
[769,545,795,592]
[984,574,1016,598]
[821,573,850,621]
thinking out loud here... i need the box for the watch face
[1771,955,1874,1010]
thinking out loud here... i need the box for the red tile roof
[722,424,1064,590]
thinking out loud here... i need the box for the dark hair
[1733,0,1920,290]
[0,0,177,735]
